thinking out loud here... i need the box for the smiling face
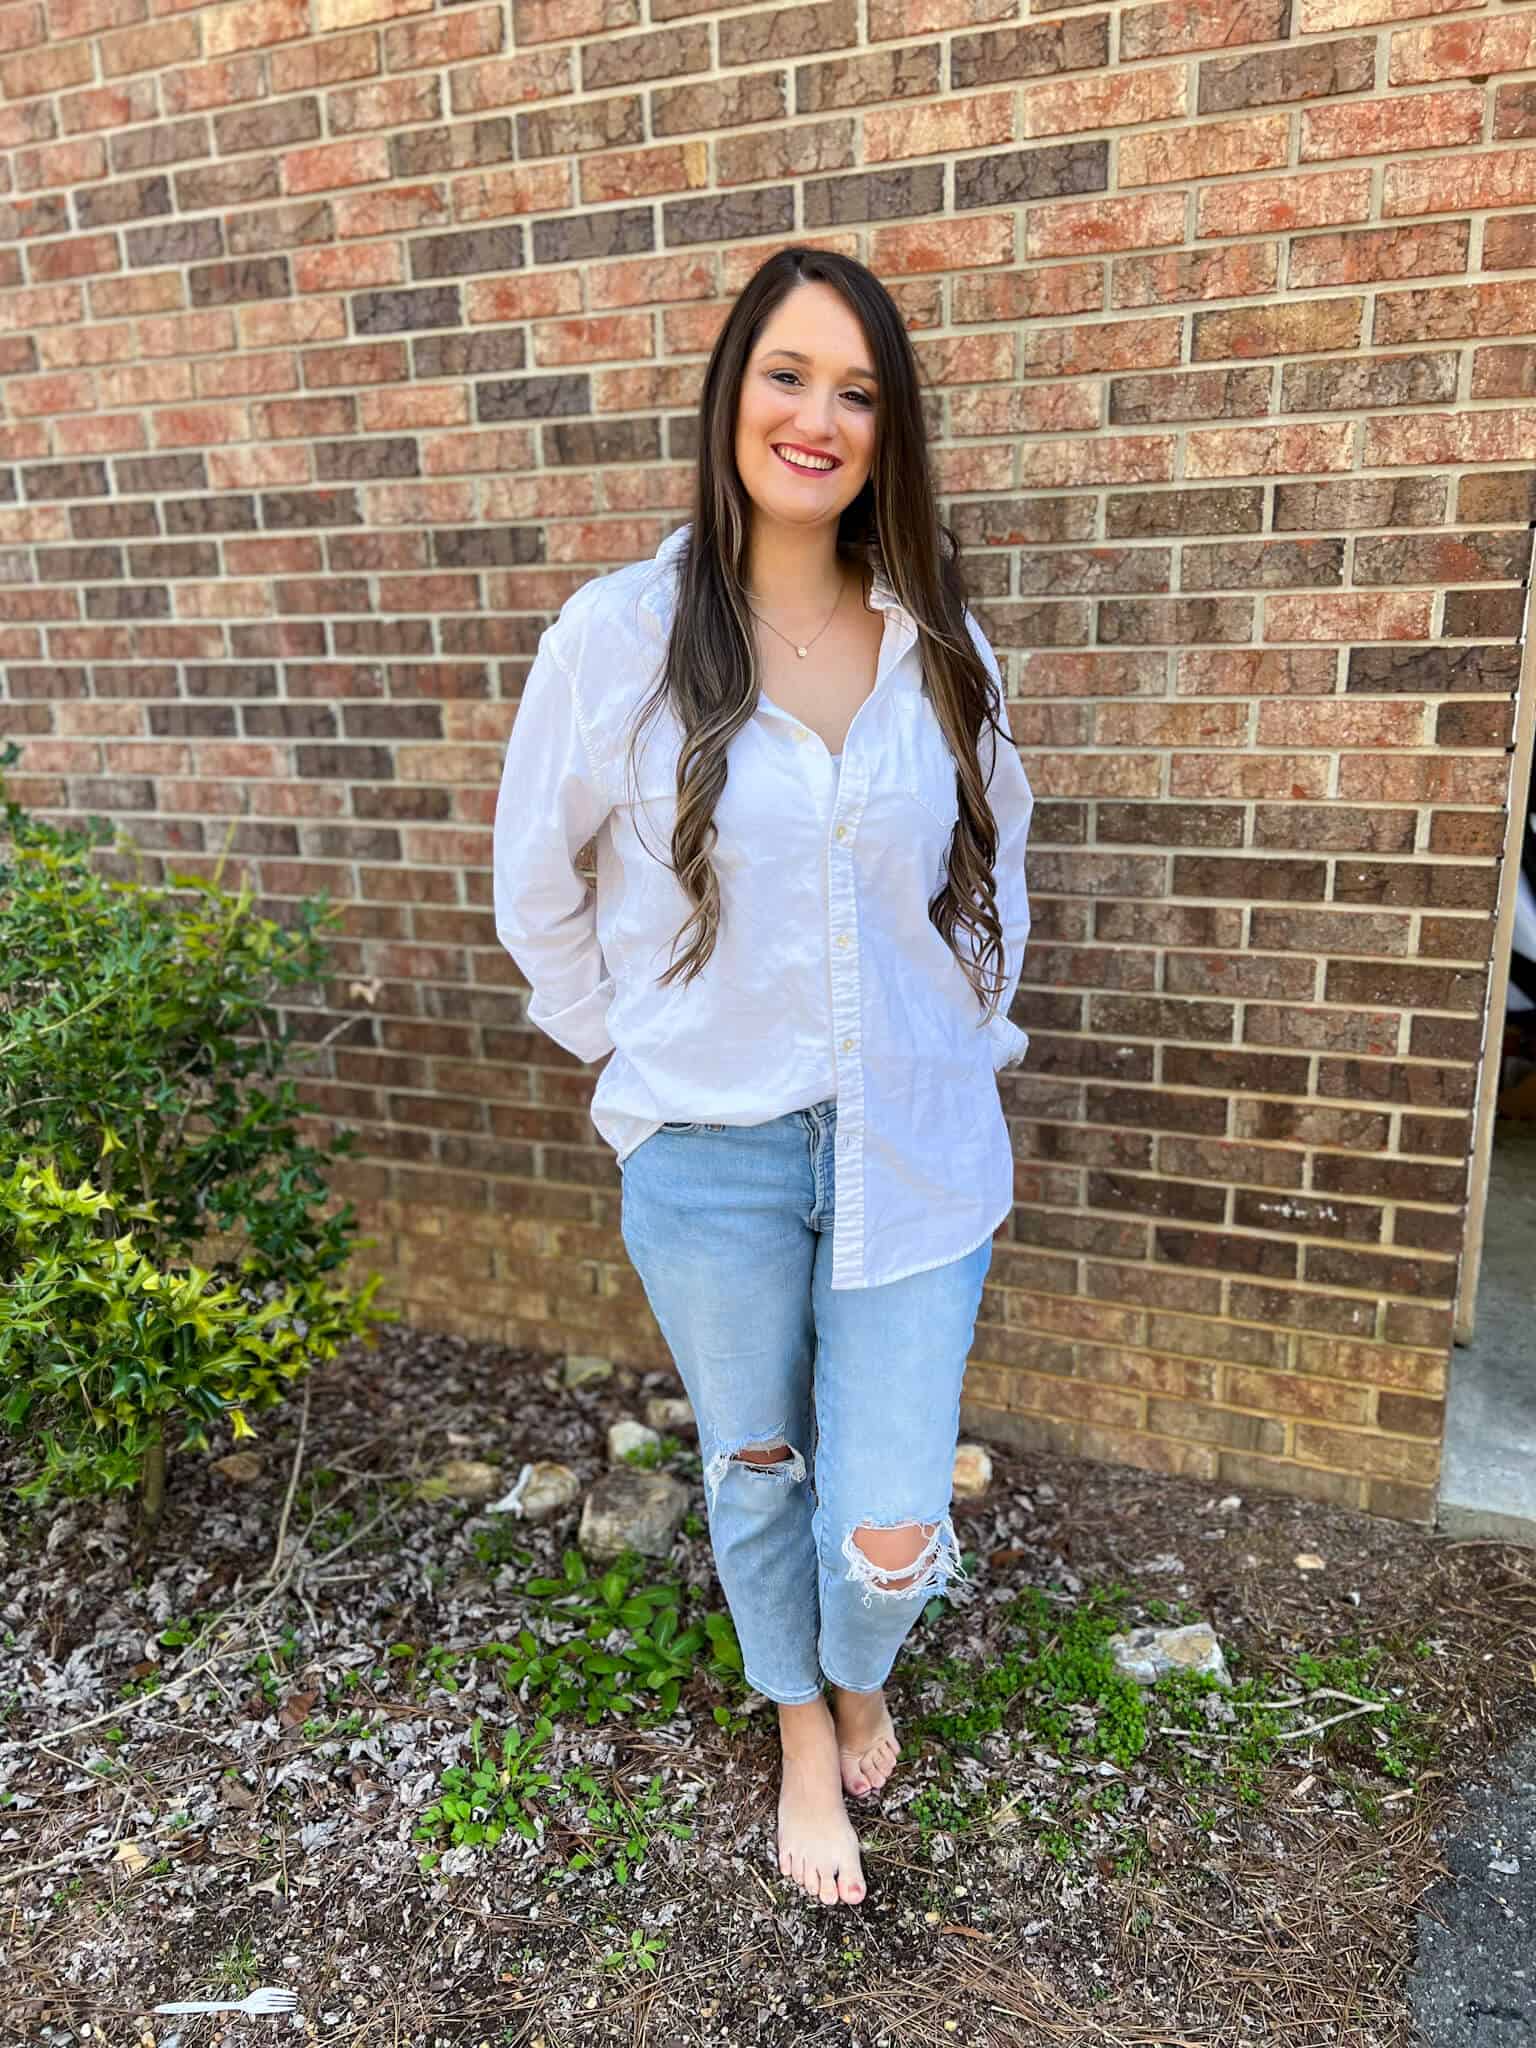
[733,280,878,535]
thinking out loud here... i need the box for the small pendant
[796,645,807,658]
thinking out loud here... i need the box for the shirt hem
[827,1194,1009,1292]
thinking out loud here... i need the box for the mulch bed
[4,1323,1534,2048]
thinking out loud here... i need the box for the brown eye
[767,371,872,406]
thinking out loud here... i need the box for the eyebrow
[761,347,879,383]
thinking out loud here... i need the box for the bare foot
[776,1699,866,1906]
[832,1686,901,1798]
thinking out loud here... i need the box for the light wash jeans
[618,1096,993,1705]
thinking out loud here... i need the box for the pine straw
[3,1325,1534,2048]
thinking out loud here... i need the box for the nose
[795,387,839,442]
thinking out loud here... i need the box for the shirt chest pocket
[884,706,961,892]
[875,683,957,815]
[901,732,960,830]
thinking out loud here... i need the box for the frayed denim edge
[702,1427,807,1517]
[839,1512,969,1611]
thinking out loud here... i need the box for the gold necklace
[745,573,845,659]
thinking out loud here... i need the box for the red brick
[201,0,308,56]
[1389,19,1536,88]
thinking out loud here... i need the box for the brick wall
[2,0,1533,1526]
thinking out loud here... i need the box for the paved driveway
[1409,1729,1536,2048]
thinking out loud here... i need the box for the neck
[742,522,856,616]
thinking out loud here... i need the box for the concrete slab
[1440,1120,1536,1543]
[1408,1729,1536,2048]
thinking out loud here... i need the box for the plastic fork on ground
[153,1986,300,2017]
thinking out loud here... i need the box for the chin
[755,467,860,512]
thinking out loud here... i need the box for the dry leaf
[213,1453,263,1484]
[112,1840,149,1877]
[1294,1552,1326,1571]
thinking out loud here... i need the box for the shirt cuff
[526,976,617,1064]
[986,1012,1030,1072]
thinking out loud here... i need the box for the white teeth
[774,446,835,471]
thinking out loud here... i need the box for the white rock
[1217,1494,1242,1512]
[563,1353,613,1389]
[579,1470,689,1561]
[486,1460,581,1518]
[1108,1621,1231,1688]
[522,1461,581,1516]
[951,1443,993,1497]
[416,1458,501,1503]
[644,1395,697,1436]
[1294,1551,1327,1571]
[608,1419,661,1462]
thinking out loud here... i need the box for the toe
[816,1863,840,1906]
[865,1734,899,1783]
[838,1864,866,1904]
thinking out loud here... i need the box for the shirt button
[835,933,850,948]
[841,1037,855,1051]
[793,726,809,742]
[834,825,848,841]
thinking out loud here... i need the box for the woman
[493,245,1034,1909]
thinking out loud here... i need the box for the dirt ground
[4,1323,1535,2048]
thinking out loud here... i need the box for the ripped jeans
[617,1096,993,1705]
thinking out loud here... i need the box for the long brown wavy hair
[622,244,1014,1025]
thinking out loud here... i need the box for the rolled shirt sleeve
[966,608,1034,1070]
[493,621,618,1064]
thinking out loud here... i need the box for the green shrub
[0,750,389,1548]
[0,1157,381,1501]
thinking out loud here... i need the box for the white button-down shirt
[492,521,1034,1291]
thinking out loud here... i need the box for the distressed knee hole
[841,1514,969,1608]
[702,1432,807,1513]
[853,1522,936,1591]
